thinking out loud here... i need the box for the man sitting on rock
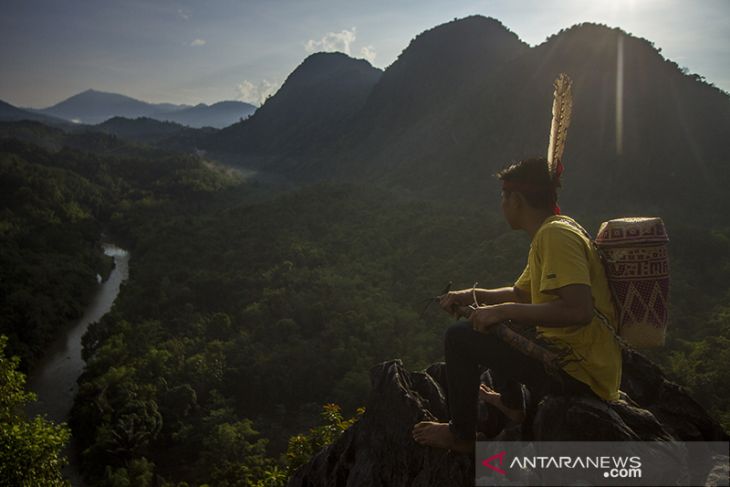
[412,157,622,452]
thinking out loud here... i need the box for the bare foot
[479,384,502,405]
[411,421,474,452]
[479,384,525,423]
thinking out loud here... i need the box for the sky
[1,0,728,108]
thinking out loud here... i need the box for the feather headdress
[546,73,573,179]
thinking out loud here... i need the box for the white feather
[547,73,573,177]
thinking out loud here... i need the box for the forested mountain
[93,116,217,148]
[204,16,730,218]
[327,16,529,179]
[95,117,192,140]
[460,22,730,213]
[210,52,382,165]
[0,120,170,157]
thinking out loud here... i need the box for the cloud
[190,38,206,47]
[236,79,280,106]
[177,8,191,21]
[359,45,377,64]
[304,28,377,63]
[305,28,357,55]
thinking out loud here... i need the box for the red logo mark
[482,451,507,475]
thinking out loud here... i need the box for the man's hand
[438,290,473,316]
[469,304,504,333]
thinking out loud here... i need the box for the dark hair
[496,157,559,210]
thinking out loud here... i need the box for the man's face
[501,190,520,230]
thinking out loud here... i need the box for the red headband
[501,181,552,192]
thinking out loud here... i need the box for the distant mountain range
[158,101,256,129]
[3,89,257,128]
[0,99,69,126]
[203,15,730,216]
[2,15,729,217]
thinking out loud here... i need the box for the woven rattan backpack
[594,217,670,348]
[560,217,670,349]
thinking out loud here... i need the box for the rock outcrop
[288,348,729,486]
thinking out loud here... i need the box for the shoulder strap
[553,218,633,352]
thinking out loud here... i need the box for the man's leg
[413,321,544,450]
[414,319,589,449]
[442,321,545,440]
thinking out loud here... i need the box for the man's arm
[512,286,531,304]
[470,283,594,333]
[440,286,530,315]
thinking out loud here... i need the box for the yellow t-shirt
[514,215,622,401]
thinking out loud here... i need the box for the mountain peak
[301,50,355,63]
[383,14,527,78]
[74,88,125,99]
[291,51,379,82]
[353,13,528,138]
[548,21,626,39]
[432,14,514,33]
[538,21,661,61]
[212,49,382,155]
[269,51,382,99]
[405,14,523,51]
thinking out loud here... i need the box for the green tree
[101,457,155,487]
[199,419,274,486]
[0,335,70,486]
[285,403,364,476]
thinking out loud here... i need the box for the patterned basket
[595,217,669,348]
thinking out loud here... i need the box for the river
[26,243,130,485]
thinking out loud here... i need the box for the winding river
[26,243,130,485]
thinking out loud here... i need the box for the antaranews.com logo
[482,450,642,478]
[475,441,729,486]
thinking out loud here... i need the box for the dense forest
[0,124,235,368]
[3,127,730,484]
[1,14,730,487]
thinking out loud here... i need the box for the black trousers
[444,321,599,441]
